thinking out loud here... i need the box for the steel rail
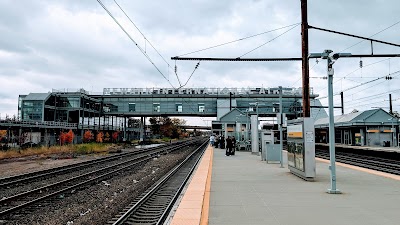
[110,140,208,225]
[0,140,201,217]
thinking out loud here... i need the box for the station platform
[169,145,400,225]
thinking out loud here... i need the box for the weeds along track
[316,149,400,175]
[109,140,208,225]
[0,138,204,219]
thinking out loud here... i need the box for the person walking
[210,134,215,146]
[226,136,233,156]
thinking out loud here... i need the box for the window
[176,103,182,112]
[153,103,160,112]
[129,103,136,112]
[198,103,205,112]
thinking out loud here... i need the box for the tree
[65,130,74,144]
[104,132,110,142]
[128,118,141,128]
[112,131,119,142]
[96,132,104,143]
[149,117,161,135]
[149,116,187,139]
[83,130,94,143]
[0,130,7,142]
[160,116,173,137]
[59,132,67,145]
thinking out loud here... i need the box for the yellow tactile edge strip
[316,157,400,181]
[170,145,213,225]
[200,146,213,225]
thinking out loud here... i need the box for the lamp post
[309,50,351,194]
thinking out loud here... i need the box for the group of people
[210,134,236,156]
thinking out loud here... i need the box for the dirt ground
[0,153,108,178]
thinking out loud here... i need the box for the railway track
[0,140,197,198]
[0,142,190,188]
[108,140,208,225]
[0,139,204,219]
[316,149,400,175]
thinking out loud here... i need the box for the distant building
[315,108,399,147]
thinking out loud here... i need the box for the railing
[0,119,77,128]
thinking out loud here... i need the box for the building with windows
[314,108,400,147]
[11,87,326,144]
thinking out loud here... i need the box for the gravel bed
[0,149,155,198]
[5,145,197,225]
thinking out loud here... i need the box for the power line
[339,20,400,53]
[113,0,185,87]
[318,70,400,99]
[344,87,400,104]
[315,57,391,93]
[180,61,201,88]
[239,24,300,58]
[96,0,175,88]
[176,23,300,57]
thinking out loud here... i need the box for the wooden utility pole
[301,0,310,117]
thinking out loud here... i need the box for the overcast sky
[0,0,399,125]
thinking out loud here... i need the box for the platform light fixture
[309,50,352,194]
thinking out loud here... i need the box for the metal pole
[340,91,344,115]
[279,86,284,167]
[389,94,392,114]
[301,0,310,117]
[327,56,341,194]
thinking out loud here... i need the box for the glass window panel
[129,103,136,112]
[153,103,160,112]
[176,103,182,112]
[198,103,205,112]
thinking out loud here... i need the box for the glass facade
[22,100,43,120]
[18,90,325,122]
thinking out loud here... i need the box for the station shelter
[314,108,400,147]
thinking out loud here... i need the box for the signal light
[385,76,393,80]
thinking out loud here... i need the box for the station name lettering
[103,87,301,95]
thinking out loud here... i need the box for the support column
[279,86,284,167]
[123,116,127,141]
[140,117,144,143]
[251,115,259,155]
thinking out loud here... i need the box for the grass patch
[0,143,116,160]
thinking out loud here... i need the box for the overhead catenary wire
[179,61,201,88]
[315,58,391,93]
[96,0,175,88]
[317,69,400,99]
[238,24,300,58]
[97,0,210,125]
[113,0,184,87]
[339,20,400,53]
[344,87,400,104]
[176,23,300,57]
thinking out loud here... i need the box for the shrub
[83,130,94,143]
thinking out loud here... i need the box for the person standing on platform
[226,136,233,156]
[231,136,236,155]
[215,135,219,148]
[210,134,215,146]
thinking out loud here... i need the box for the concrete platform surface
[209,148,400,225]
